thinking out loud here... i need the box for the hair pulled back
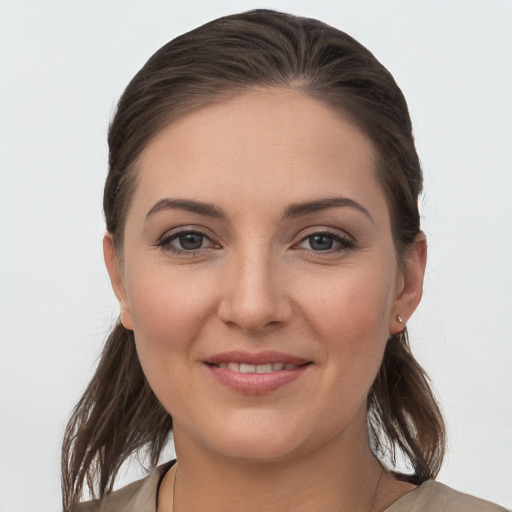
[62,9,445,510]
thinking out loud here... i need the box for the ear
[389,233,427,334]
[103,233,133,330]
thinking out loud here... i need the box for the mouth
[203,351,312,394]
[208,362,304,373]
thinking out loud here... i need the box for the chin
[181,409,314,463]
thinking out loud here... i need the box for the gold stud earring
[397,314,404,324]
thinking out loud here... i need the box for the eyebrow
[145,196,374,224]
[283,197,374,224]
[146,198,226,220]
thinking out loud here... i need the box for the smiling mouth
[209,362,304,373]
[203,351,312,393]
[205,360,312,394]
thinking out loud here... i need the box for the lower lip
[205,364,311,395]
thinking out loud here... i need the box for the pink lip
[203,351,312,395]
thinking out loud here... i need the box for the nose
[217,246,293,335]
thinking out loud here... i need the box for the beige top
[74,462,509,512]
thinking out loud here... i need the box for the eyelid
[292,227,356,252]
[156,225,220,253]
[294,226,354,241]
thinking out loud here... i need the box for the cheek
[125,273,217,418]
[124,268,218,395]
[127,267,213,343]
[302,266,395,343]
[298,264,395,389]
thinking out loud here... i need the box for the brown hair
[62,9,445,510]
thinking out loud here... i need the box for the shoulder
[386,480,509,512]
[71,461,174,512]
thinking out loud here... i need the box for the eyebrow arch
[146,196,374,224]
[282,197,374,224]
[146,198,226,221]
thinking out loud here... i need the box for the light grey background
[1,1,511,510]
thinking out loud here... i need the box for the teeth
[213,362,297,373]
[240,363,256,373]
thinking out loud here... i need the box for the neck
[158,416,413,512]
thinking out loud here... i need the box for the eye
[157,229,217,253]
[296,231,355,252]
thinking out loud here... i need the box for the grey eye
[308,234,334,251]
[296,231,355,253]
[177,232,205,250]
[158,230,215,253]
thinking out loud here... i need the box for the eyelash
[295,230,356,254]
[156,228,217,255]
[156,228,355,255]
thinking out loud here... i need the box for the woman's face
[105,88,425,462]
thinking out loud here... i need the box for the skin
[104,88,426,512]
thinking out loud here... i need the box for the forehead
[131,88,388,222]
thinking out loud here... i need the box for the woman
[62,9,508,512]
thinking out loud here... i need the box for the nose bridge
[218,238,290,333]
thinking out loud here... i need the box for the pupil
[310,235,333,251]
[180,233,203,250]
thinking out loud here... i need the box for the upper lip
[204,350,311,366]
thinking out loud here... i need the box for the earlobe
[389,233,427,334]
[120,310,134,331]
[103,233,134,331]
